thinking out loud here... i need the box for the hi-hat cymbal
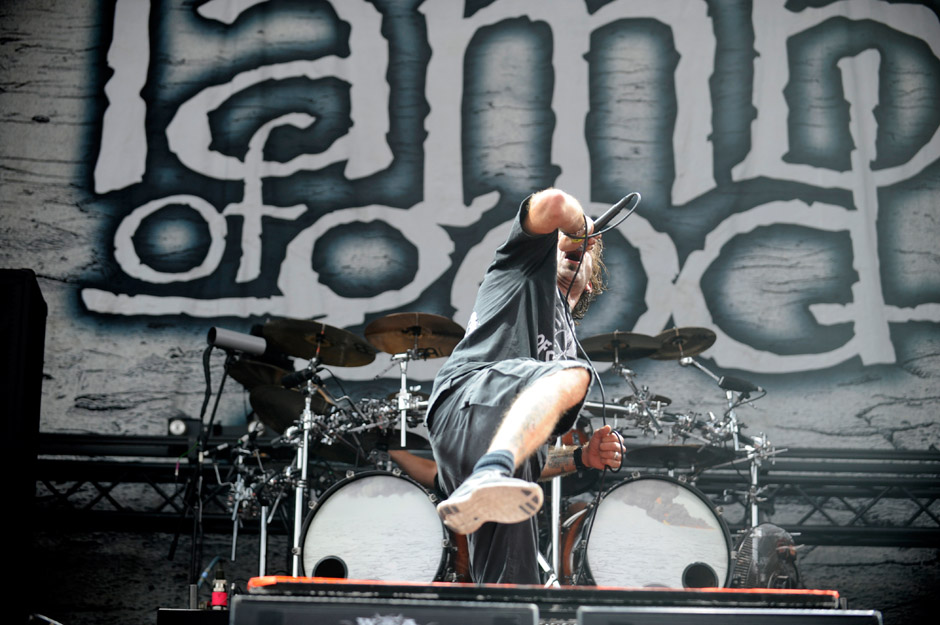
[228,358,290,390]
[248,385,332,434]
[651,327,716,360]
[263,319,376,366]
[579,331,661,362]
[624,444,736,469]
[365,312,465,358]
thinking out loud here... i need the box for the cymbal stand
[611,361,662,435]
[745,433,764,528]
[678,357,788,527]
[390,323,435,447]
[231,451,286,578]
[223,447,255,562]
[259,503,269,576]
[717,384,754,523]
[290,356,321,577]
[389,351,417,448]
[734,431,786,528]
[257,466,290,576]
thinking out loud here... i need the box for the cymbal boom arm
[678,356,721,384]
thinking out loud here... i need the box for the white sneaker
[436,469,543,535]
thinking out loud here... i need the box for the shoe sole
[437,481,543,535]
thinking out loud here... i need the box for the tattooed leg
[487,367,590,468]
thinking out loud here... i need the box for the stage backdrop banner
[0,0,937,448]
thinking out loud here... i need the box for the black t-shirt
[428,196,579,416]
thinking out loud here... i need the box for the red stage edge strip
[246,575,840,602]
[248,575,476,590]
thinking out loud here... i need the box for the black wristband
[573,446,586,472]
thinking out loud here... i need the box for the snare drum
[301,471,465,582]
[562,475,731,588]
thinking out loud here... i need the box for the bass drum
[301,471,464,582]
[562,475,731,588]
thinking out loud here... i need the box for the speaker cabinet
[232,595,539,625]
[577,606,882,624]
[1,268,46,622]
[157,609,229,625]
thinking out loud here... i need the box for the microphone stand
[169,345,234,608]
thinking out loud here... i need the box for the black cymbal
[365,312,465,358]
[624,444,736,469]
[651,327,717,360]
[579,331,661,362]
[263,319,376,366]
[248,385,331,434]
[228,358,290,390]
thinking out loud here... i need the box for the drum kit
[559,326,795,589]
[212,312,465,580]
[208,316,796,590]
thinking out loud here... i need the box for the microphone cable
[557,192,640,584]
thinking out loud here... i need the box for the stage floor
[225,576,882,624]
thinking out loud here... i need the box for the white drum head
[585,477,730,588]
[302,473,445,582]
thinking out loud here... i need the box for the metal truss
[630,447,940,547]
[35,434,940,547]
[35,433,338,535]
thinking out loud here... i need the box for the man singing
[426,188,625,584]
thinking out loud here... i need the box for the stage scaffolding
[34,433,940,548]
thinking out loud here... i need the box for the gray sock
[472,449,515,477]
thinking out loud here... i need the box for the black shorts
[427,358,590,584]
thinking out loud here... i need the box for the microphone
[207,327,266,356]
[717,375,763,394]
[281,367,319,389]
[210,428,264,456]
[593,192,640,231]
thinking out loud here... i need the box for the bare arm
[388,450,438,490]
[523,188,595,241]
[538,425,624,481]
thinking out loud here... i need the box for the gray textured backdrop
[3,1,939,623]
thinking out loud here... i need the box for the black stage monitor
[232,595,539,625]
[577,606,882,625]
